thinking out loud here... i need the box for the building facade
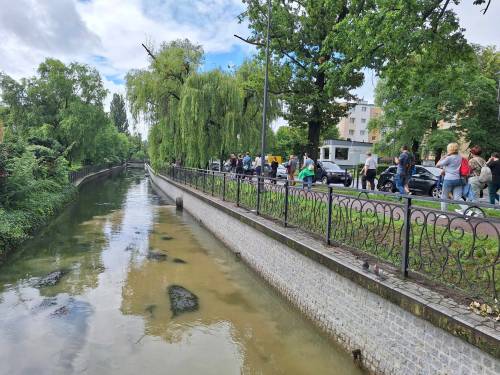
[337,101,382,143]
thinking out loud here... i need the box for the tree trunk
[431,119,441,164]
[307,116,321,161]
[307,71,325,162]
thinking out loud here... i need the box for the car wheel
[321,176,329,185]
[430,186,441,199]
[380,181,394,192]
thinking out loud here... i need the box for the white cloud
[0,0,497,136]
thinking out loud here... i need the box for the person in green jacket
[298,164,315,191]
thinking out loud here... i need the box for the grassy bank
[0,183,76,259]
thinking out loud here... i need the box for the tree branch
[141,43,156,61]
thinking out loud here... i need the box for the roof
[322,139,374,147]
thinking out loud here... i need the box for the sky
[0,0,498,135]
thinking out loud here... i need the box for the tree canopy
[370,45,500,160]
[0,58,132,165]
[239,0,486,160]
[126,39,279,170]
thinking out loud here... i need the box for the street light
[260,0,272,174]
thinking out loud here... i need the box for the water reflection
[0,171,364,375]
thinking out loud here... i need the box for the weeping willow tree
[126,39,279,170]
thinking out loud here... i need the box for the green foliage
[240,0,473,159]
[109,93,129,133]
[0,58,137,255]
[371,45,500,158]
[127,40,279,169]
[272,126,308,158]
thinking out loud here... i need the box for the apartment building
[337,101,382,143]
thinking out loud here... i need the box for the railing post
[236,176,241,207]
[211,171,215,196]
[327,186,333,245]
[256,175,261,215]
[284,180,289,227]
[401,196,412,277]
[222,173,226,201]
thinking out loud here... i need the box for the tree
[126,40,279,169]
[0,58,131,165]
[371,45,499,161]
[109,93,129,133]
[239,0,484,160]
[272,126,308,158]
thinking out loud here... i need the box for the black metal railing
[68,163,122,184]
[160,165,500,304]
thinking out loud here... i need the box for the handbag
[479,165,492,184]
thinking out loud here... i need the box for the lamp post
[260,0,272,175]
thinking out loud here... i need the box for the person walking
[270,157,279,184]
[298,164,315,192]
[394,146,410,195]
[436,143,463,213]
[242,152,253,179]
[236,154,244,176]
[362,152,377,190]
[286,155,298,186]
[487,152,500,205]
[455,145,487,214]
[254,154,262,176]
[229,153,237,173]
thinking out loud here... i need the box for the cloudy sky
[0,0,498,134]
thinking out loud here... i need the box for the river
[0,170,364,375]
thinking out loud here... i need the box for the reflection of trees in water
[0,172,139,294]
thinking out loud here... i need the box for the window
[371,136,377,141]
[335,147,349,160]
[361,106,367,112]
[360,130,365,135]
[350,118,355,124]
[323,147,330,160]
[361,118,366,123]
[348,129,354,135]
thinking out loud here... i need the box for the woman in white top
[362,152,377,190]
[436,143,463,212]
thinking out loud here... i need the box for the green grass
[178,173,499,303]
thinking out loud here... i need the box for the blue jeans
[303,176,313,191]
[488,182,500,205]
[441,179,463,211]
[395,173,407,195]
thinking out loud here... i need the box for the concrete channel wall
[149,167,500,375]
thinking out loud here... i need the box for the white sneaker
[437,214,448,219]
[454,209,464,215]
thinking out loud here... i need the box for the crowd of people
[219,144,499,210]
[392,143,499,213]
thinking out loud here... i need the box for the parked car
[377,165,442,197]
[315,161,352,187]
[277,163,288,179]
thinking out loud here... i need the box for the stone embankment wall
[149,168,500,375]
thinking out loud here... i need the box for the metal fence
[68,163,122,184]
[161,166,500,304]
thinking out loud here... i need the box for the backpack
[459,157,472,178]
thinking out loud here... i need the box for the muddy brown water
[0,171,364,375]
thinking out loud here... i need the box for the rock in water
[147,251,167,261]
[161,235,173,241]
[173,258,187,264]
[167,285,199,317]
[35,270,68,287]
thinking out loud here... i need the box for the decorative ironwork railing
[160,166,500,304]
